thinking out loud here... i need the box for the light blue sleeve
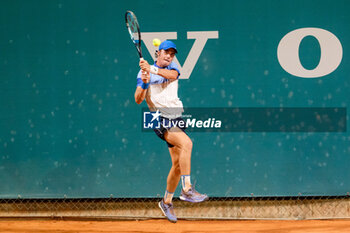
[169,62,181,79]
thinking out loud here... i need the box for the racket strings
[125,11,142,57]
[127,16,140,44]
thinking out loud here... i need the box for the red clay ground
[0,219,350,233]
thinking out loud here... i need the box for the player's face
[157,48,176,67]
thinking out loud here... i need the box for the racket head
[125,11,142,58]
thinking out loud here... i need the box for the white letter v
[142,31,219,79]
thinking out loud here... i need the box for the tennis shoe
[179,187,209,203]
[158,199,177,223]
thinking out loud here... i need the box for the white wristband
[150,65,159,75]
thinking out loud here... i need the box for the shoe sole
[179,195,209,203]
[158,201,177,223]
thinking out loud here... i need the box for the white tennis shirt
[136,61,184,119]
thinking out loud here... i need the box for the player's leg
[164,145,181,201]
[159,145,181,223]
[164,127,208,203]
[164,127,192,176]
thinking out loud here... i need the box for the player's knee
[177,138,192,151]
[184,139,192,152]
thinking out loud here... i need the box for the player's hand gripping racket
[125,11,143,60]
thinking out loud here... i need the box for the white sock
[181,175,192,192]
[164,190,174,204]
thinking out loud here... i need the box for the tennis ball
[153,38,161,47]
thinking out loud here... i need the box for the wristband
[141,82,150,90]
[150,65,159,75]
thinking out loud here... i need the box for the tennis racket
[125,11,143,60]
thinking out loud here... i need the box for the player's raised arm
[140,59,178,81]
[134,71,150,104]
[157,68,179,80]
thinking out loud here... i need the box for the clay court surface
[0,219,349,233]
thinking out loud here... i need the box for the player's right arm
[134,71,150,104]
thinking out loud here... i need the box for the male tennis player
[134,40,208,223]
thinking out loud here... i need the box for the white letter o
[277,28,343,78]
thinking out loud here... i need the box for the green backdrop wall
[0,0,349,198]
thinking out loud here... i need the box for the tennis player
[134,40,208,223]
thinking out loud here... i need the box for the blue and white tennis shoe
[179,187,209,203]
[158,199,177,223]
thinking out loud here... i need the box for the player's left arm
[156,68,178,80]
[139,60,178,80]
